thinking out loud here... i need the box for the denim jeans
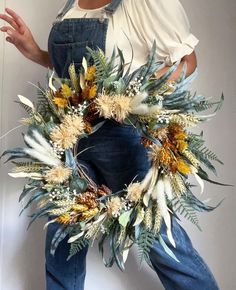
[45,119,219,290]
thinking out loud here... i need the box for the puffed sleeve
[132,0,199,65]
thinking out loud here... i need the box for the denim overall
[45,1,219,289]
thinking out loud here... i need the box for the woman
[0,1,220,290]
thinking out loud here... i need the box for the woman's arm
[155,50,197,81]
[0,7,53,69]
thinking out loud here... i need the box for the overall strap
[105,0,123,14]
[56,0,75,21]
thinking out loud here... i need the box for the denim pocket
[49,41,94,78]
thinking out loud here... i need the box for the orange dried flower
[176,158,192,174]
[176,140,188,152]
[88,85,97,99]
[61,84,73,99]
[57,213,71,225]
[53,97,68,108]
[85,65,96,81]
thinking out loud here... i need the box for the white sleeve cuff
[165,34,199,66]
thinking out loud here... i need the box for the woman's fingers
[4,7,26,34]
[0,26,19,42]
[0,13,19,31]
[6,36,13,43]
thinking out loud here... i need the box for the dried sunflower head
[61,83,73,99]
[53,97,69,108]
[126,182,142,203]
[50,125,78,149]
[85,65,96,81]
[45,165,72,184]
[95,93,114,119]
[106,196,123,217]
[112,95,132,122]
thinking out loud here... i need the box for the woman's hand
[0,7,53,68]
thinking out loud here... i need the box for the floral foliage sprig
[1,42,227,270]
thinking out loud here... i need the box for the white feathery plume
[32,130,54,153]
[130,92,150,115]
[140,167,154,191]
[8,172,43,179]
[190,165,204,195]
[24,134,49,156]
[23,131,61,167]
[142,167,159,206]
[155,178,176,247]
[24,148,61,167]
[130,92,148,107]
[163,176,174,200]
[148,105,162,115]
[131,104,149,115]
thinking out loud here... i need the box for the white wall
[0,1,235,290]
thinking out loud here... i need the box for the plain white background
[0,1,235,289]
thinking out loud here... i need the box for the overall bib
[45,1,219,289]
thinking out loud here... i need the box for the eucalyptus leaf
[158,235,180,263]
[119,209,133,228]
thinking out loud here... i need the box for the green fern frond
[14,100,33,114]
[171,197,201,230]
[193,93,224,113]
[86,47,112,80]
[137,228,156,266]
[36,83,60,120]
[67,237,90,261]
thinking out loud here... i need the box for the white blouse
[58,0,199,72]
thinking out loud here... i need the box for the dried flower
[112,95,132,122]
[126,182,142,203]
[53,97,68,108]
[63,115,85,134]
[106,196,123,217]
[45,165,71,184]
[50,115,85,149]
[71,204,89,212]
[88,85,97,99]
[51,125,78,149]
[148,144,161,165]
[155,127,169,141]
[80,207,99,220]
[95,94,114,119]
[176,158,192,175]
[95,94,132,122]
[85,65,96,81]
[176,140,188,152]
[57,213,71,224]
[61,84,73,99]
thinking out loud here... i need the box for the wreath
[1,42,227,270]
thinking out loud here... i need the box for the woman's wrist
[28,48,53,69]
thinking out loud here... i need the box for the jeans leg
[75,123,219,289]
[148,216,220,290]
[45,160,100,290]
